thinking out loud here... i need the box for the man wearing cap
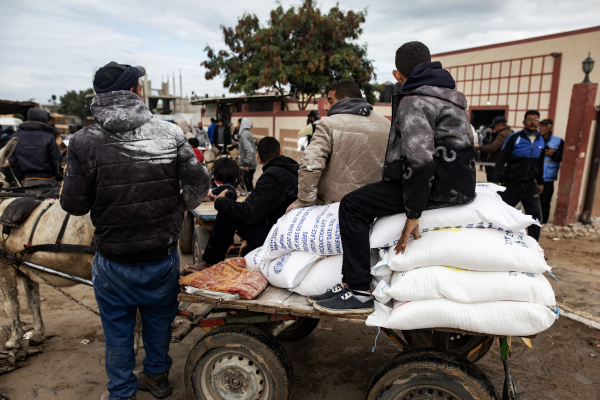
[60,61,210,400]
[8,108,62,189]
[539,118,564,223]
[474,115,512,182]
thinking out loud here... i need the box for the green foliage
[58,88,94,120]
[12,113,24,121]
[202,0,380,108]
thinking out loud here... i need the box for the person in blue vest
[538,118,564,223]
[491,110,545,240]
[206,118,217,143]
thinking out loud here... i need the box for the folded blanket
[179,257,267,299]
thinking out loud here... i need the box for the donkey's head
[0,137,19,167]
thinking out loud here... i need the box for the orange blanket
[179,258,267,300]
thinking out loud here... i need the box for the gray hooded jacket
[60,90,210,263]
[238,118,258,169]
[383,85,476,219]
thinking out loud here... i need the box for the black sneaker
[136,370,172,399]
[312,288,375,315]
[307,283,344,304]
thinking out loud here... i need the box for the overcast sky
[1,0,599,104]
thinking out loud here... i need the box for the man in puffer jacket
[9,108,61,187]
[60,61,209,400]
[287,80,390,212]
[238,117,258,191]
[310,42,476,315]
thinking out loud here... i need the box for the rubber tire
[402,329,494,363]
[192,226,212,265]
[184,323,293,400]
[366,349,498,400]
[180,212,195,254]
[277,318,320,342]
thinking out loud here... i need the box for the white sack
[388,228,549,274]
[259,251,322,289]
[260,203,341,261]
[374,267,555,306]
[370,183,538,248]
[293,255,343,296]
[244,247,266,269]
[366,299,557,337]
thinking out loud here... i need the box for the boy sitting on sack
[311,41,477,314]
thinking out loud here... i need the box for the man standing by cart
[60,61,210,400]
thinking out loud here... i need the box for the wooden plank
[193,196,248,218]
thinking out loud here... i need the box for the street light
[320,85,326,98]
[582,52,595,84]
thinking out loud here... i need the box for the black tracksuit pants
[499,181,542,240]
[339,180,448,291]
[243,169,255,191]
[539,181,555,224]
[202,213,272,265]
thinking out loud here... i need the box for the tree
[58,88,94,121]
[202,0,380,109]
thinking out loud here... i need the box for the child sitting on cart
[310,41,477,315]
[184,137,299,275]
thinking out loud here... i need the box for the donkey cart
[174,285,524,400]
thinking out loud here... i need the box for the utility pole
[179,69,183,114]
[173,71,176,113]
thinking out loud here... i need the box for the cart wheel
[184,323,293,400]
[402,329,494,363]
[180,212,195,254]
[366,349,498,400]
[193,226,212,265]
[276,317,319,342]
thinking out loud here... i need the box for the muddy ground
[0,238,599,399]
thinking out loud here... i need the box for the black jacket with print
[382,62,476,219]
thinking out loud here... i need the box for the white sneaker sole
[312,302,374,315]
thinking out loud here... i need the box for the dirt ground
[1,238,599,399]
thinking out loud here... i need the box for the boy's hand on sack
[286,200,298,214]
[394,218,420,254]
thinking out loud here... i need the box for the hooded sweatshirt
[60,90,210,263]
[238,117,258,169]
[297,98,390,206]
[9,108,62,181]
[382,61,476,219]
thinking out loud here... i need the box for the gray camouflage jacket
[382,86,476,218]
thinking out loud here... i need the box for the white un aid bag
[259,251,322,289]
[373,266,556,307]
[259,203,342,261]
[293,255,343,297]
[369,183,538,248]
[366,299,557,337]
[387,228,550,274]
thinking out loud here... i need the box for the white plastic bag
[260,203,341,260]
[366,299,557,337]
[370,183,538,248]
[374,266,555,306]
[260,251,322,289]
[293,255,343,296]
[387,228,549,274]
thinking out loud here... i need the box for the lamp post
[320,85,326,98]
[582,52,595,84]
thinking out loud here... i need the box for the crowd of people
[0,40,566,400]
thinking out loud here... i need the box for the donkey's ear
[0,137,19,166]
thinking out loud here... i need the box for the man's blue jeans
[93,251,180,400]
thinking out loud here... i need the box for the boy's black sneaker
[312,288,374,315]
[307,283,344,304]
[136,370,172,399]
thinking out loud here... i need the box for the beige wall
[434,28,600,141]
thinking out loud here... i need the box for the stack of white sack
[366,184,558,337]
[246,246,343,295]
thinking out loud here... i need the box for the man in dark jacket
[538,118,564,223]
[475,116,512,181]
[491,110,545,239]
[60,61,209,400]
[211,119,231,151]
[311,42,476,315]
[184,137,298,274]
[9,108,61,187]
